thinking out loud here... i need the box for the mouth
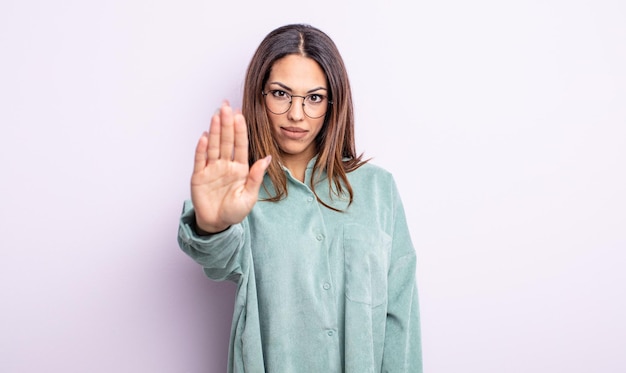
[280,126,308,140]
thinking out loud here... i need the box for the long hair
[242,24,367,210]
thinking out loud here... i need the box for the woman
[178,23,422,373]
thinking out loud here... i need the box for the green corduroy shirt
[177,160,422,373]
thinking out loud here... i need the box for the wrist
[194,219,230,236]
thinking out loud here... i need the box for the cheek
[312,120,326,137]
[267,111,282,126]
[267,114,279,132]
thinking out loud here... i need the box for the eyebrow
[267,81,327,93]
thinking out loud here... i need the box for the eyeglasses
[262,89,332,119]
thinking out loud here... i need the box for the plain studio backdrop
[1,0,624,372]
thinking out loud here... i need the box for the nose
[287,96,305,121]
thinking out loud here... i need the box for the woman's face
[264,54,329,166]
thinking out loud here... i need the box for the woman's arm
[382,181,423,372]
[178,200,248,282]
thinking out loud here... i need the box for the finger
[206,110,221,162]
[233,112,249,165]
[219,104,235,160]
[245,155,271,195]
[193,132,209,173]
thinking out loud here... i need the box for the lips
[280,126,308,140]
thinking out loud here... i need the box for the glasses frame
[262,90,333,119]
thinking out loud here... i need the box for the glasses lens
[264,90,291,115]
[302,94,328,119]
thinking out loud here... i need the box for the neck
[282,151,316,183]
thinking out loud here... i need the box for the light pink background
[1,0,625,372]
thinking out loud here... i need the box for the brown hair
[242,24,367,210]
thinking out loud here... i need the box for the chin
[279,143,315,158]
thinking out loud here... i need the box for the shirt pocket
[343,223,391,307]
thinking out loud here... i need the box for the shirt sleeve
[381,180,423,372]
[177,199,247,282]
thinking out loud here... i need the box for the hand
[190,102,271,234]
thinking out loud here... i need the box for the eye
[307,94,325,104]
[270,90,290,100]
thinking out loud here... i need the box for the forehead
[268,54,327,90]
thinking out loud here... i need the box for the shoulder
[346,161,402,205]
[348,161,395,185]
[341,161,405,220]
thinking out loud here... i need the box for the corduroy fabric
[178,160,422,372]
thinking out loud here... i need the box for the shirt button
[307,197,314,203]
[323,283,331,290]
[327,330,334,336]
[316,234,324,241]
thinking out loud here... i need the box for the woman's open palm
[191,103,271,233]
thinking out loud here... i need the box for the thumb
[245,155,272,195]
